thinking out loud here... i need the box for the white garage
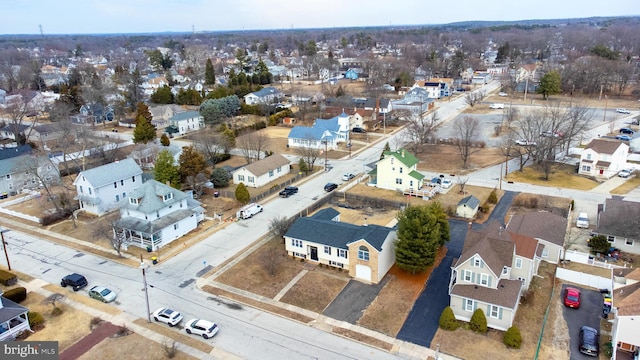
[355,264,371,282]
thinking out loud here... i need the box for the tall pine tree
[205,58,216,85]
[154,150,181,189]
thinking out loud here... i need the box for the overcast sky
[1,0,638,35]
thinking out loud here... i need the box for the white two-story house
[370,148,425,192]
[168,110,204,136]
[113,179,205,251]
[74,158,144,216]
[579,139,628,179]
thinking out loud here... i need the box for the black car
[579,326,599,357]
[279,186,298,198]
[620,128,635,135]
[324,183,338,192]
[61,273,88,291]
[352,127,366,133]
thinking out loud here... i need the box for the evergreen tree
[154,150,181,189]
[395,202,450,274]
[536,70,562,100]
[205,58,216,85]
[470,308,488,334]
[150,85,174,104]
[380,142,391,160]
[298,158,309,174]
[210,167,230,188]
[132,114,156,144]
[160,133,170,146]
[235,183,250,204]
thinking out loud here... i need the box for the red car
[564,287,581,308]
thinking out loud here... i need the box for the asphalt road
[561,284,605,360]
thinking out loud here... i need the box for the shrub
[528,197,539,209]
[3,287,27,303]
[0,269,17,286]
[589,235,610,254]
[28,311,45,329]
[488,189,498,204]
[162,341,177,359]
[439,306,459,331]
[211,153,231,164]
[90,317,103,329]
[503,326,522,348]
[235,183,250,204]
[51,307,64,316]
[469,308,488,334]
[210,167,230,188]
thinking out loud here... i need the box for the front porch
[0,297,31,341]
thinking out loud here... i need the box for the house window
[410,180,413,187]
[581,165,591,172]
[608,235,615,243]
[489,305,500,319]
[329,261,344,268]
[515,258,522,269]
[358,246,369,261]
[163,193,173,201]
[464,299,475,312]
[291,239,303,248]
[79,185,83,194]
[390,158,394,165]
[174,223,179,230]
[473,257,482,267]
[396,178,402,185]
[132,176,136,182]
[480,274,489,286]
[324,246,331,255]
[156,211,160,218]
[5,174,10,179]
[586,153,592,160]
[248,176,254,183]
[8,183,13,190]
[129,198,138,205]
[625,238,634,246]
[399,167,403,174]
[277,167,282,173]
[463,270,472,282]
[115,194,120,202]
[114,182,117,188]
[338,249,347,258]
[542,248,549,258]
[122,192,126,199]
[121,179,124,186]
[238,175,245,181]
[269,170,274,177]
[502,266,508,275]
[88,188,92,195]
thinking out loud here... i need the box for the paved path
[59,321,120,360]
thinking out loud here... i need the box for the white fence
[0,191,42,224]
[556,267,612,292]
[563,249,627,269]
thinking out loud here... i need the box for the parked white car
[185,319,219,339]
[152,308,183,327]
[616,108,631,114]
[576,213,589,229]
[498,92,508,97]
[489,103,505,109]
[515,139,536,146]
[618,169,632,178]
[441,179,453,189]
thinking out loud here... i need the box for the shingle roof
[169,110,201,121]
[119,179,194,213]
[0,296,28,324]
[238,154,290,177]
[285,215,394,251]
[455,222,514,276]
[506,211,567,247]
[613,282,640,316]
[311,208,340,221]
[251,86,281,98]
[0,145,32,160]
[450,279,522,309]
[597,198,640,240]
[382,148,418,167]
[75,158,142,188]
[458,195,480,209]
[585,139,625,154]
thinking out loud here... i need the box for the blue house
[287,112,350,150]
[345,69,359,80]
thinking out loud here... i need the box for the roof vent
[500,284,505,288]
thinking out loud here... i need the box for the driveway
[323,277,390,324]
[396,191,517,346]
[561,284,604,360]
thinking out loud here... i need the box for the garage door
[355,264,371,282]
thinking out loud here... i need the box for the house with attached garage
[609,268,640,359]
[167,110,204,136]
[73,158,144,216]
[284,208,396,284]
[231,154,290,188]
[0,295,31,341]
[593,197,640,255]
[369,148,425,192]
[113,179,205,251]
[243,86,283,105]
[578,139,628,179]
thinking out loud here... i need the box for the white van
[576,213,589,228]
[236,203,263,220]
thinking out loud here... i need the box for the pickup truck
[279,186,298,198]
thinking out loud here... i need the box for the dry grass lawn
[279,270,348,313]
[132,319,214,354]
[561,261,613,278]
[77,332,198,360]
[611,175,640,194]
[505,164,599,190]
[358,247,446,337]
[415,144,505,174]
[43,284,122,316]
[21,292,94,352]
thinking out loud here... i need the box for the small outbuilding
[456,195,480,219]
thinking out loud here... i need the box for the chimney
[468,222,472,229]
[363,217,368,226]
[401,149,405,157]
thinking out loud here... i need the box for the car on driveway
[61,273,88,291]
[563,287,581,308]
[185,319,219,339]
[498,92,508,97]
[620,128,635,135]
[489,103,505,109]
[441,179,453,189]
[616,134,632,141]
[579,325,599,356]
[324,183,338,192]
[619,169,632,178]
[342,173,355,181]
[616,108,631,114]
[278,186,298,198]
[352,127,366,133]
[153,308,183,327]
[88,286,117,303]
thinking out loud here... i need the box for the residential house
[448,222,525,331]
[113,179,205,251]
[149,104,186,128]
[594,197,640,255]
[287,113,350,150]
[284,208,396,284]
[471,72,493,85]
[232,154,290,188]
[244,86,283,105]
[369,148,424,192]
[609,268,640,359]
[505,211,568,264]
[0,124,30,142]
[79,103,114,124]
[31,123,63,144]
[0,146,60,197]
[579,139,628,179]
[456,195,480,219]
[0,295,31,341]
[345,68,359,80]
[390,87,435,115]
[412,81,440,99]
[167,110,204,136]
[73,158,144,216]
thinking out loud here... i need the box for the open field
[505,163,600,190]
[415,144,505,174]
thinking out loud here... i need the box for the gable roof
[585,139,625,154]
[455,221,514,276]
[450,278,522,309]
[237,154,290,177]
[0,296,28,324]
[75,158,142,188]
[506,211,567,247]
[597,198,640,239]
[0,145,32,160]
[458,195,480,209]
[382,148,418,168]
[311,208,340,221]
[119,179,192,213]
[169,110,201,121]
[613,282,640,316]
[285,215,394,252]
[249,86,281,98]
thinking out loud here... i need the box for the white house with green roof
[370,148,425,192]
[74,158,143,216]
[168,110,204,136]
[113,179,205,251]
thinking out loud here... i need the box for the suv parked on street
[279,186,298,198]
[324,183,338,192]
[60,273,88,291]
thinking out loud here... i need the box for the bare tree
[23,154,62,210]
[294,137,321,171]
[92,218,126,257]
[457,176,469,194]
[454,116,480,168]
[192,131,228,164]
[401,111,439,154]
[269,216,294,241]
[4,92,39,144]
[236,130,271,164]
[184,172,209,197]
[464,90,485,108]
[42,293,65,313]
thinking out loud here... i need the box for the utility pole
[0,228,11,271]
[140,254,151,323]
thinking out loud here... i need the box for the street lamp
[140,254,151,323]
[0,227,11,271]
[321,130,332,171]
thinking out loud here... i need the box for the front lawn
[505,164,599,190]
